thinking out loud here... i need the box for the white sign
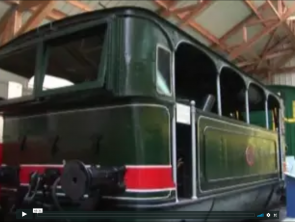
[286,156,295,176]
[8,81,22,99]
[176,103,191,125]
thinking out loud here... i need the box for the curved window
[156,46,171,96]
[156,70,171,95]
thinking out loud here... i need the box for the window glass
[42,24,107,91]
[156,46,171,95]
[29,75,73,90]
[0,47,36,99]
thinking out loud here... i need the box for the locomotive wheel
[60,160,90,202]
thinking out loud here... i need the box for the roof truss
[1,0,295,79]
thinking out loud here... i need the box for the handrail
[190,100,197,199]
[284,101,295,123]
[285,118,295,123]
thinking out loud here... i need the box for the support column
[265,99,269,129]
[216,74,222,116]
[190,101,197,199]
[245,88,250,124]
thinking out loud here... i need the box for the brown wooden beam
[256,65,295,75]
[66,0,92,12]
[229,3,295,60]
[212,2,270,49]
[5,0,66,21]
[179,1,214,27]
[237,48,294,67]
[0,4,22,45]
[154,0,228,51]
[16,0,55,36]
[244,0,280,42]
[267,0,295,48]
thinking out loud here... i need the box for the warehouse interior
[0,0,294,220]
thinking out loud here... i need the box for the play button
[16,209,32,219]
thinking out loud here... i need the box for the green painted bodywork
[0,7,282,205]
[197,113,278,192]
[3,105,170,166]
[3,104,173,199]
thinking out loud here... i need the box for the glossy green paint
[197,114,278,191]
[3,105,170,166]
[0,8,283,208]
[114,18,164,97]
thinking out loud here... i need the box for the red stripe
[12,165,174,190]
[124,167,174,189]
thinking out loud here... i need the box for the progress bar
[35,211,279,220]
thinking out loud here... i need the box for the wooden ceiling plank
[244,0,280,43]
[18,1,43,11]
[160,0,178,17]
[161,1,198,16]
[4,0,67,21]
[1,15,13,45]
[0,6,16,33]
[215,2,269,46]
[267,0,295,48]
[16,0,56,36]
[228,3,295,60]
[255,30,277,69]
[179,1,214,27]
[246,17,278,26]
[66,0,92,12]
[0,4,22,45]
[272,52,295,71]
[271,66,295,75]
[154,0,227,51]
[246,37,290,72]
[256,52,295,76]
[237,48,293,67]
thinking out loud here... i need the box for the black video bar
[34,211,280,220]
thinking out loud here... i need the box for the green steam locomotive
[0,7,285,221]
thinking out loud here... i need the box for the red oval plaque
[245,146,255,166]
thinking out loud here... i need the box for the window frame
[37,20,110,97]
[155,44,172,97]
[0,45,38,104]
